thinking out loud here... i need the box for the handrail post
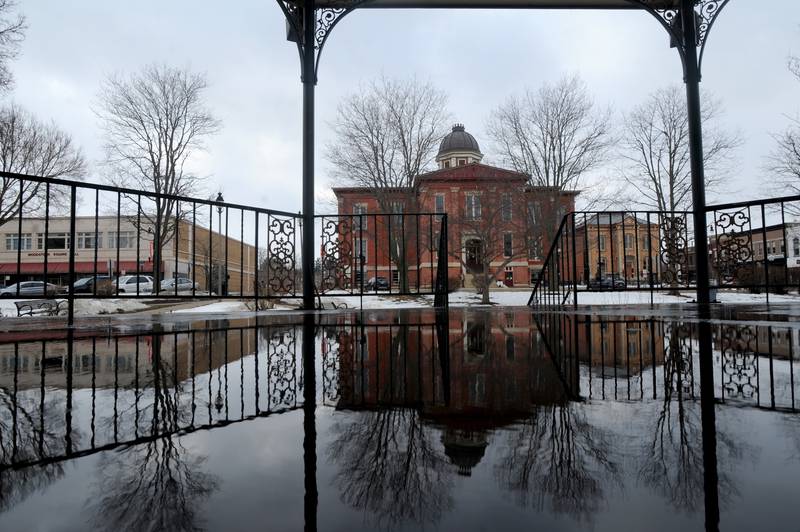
[67,185,77,326]
[571,213,578,308]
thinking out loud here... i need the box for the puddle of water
[1,308,799,531]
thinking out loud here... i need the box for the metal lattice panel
[267,328,298,410]
[720,325,758,400]
[713,209,753,284]
[659,214,689,286]
[268,215,298,296]
[319,216,354,293]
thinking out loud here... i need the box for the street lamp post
[216,192,224,297]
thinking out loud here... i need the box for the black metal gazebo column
[301,1,316,310]
[633,0,729,307]
[278,1,356,309]
[682,0,711,308]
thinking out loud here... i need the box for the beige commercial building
[0,216,258,294]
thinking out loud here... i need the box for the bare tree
[89,348,218,532]
[448,186,533,304]
[0,0,24,93]
[326,76,449,290]
[327,408,453,529]
[619,86,738,213]
[765,55,800,207]
[96,64,221,285]
[495,404,618,524]
[0,104,87,225]
[486,75,611,269]
[487,75,611,194]
[618,86,739,289]
[639,322,742,512]
[0,385,66,513]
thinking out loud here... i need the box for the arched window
[793,237,800,256]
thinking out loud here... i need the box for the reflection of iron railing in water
[533,314,800,413]
[0,323,301,471]
[0,312,455,473]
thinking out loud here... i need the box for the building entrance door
[465,239,483,274]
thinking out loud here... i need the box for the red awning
[0,261,157,275]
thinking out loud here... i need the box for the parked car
[0,281,60,298]
[365,276,390,291]
[588,275,627,290]
[73,276,114,295]
[115,275,154,294]
[160,277,199,292]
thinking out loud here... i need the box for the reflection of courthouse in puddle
[323,311,569,476]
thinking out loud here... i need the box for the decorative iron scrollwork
[321,327,359,406]
[659,214,689,286]
[720,324,758,400]
[275,1,361,82]
[315,8,347,49]
[267,328,297,410]
[268,216,297,296]
[629,0,730,77]
[664,322,693,395]
[321,331,341,406]
[319,216,354,293]
[633,1,680,43]
[714,209,753,284]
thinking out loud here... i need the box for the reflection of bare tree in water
[328,408,453,530]
[495,404,618,523]
[88,354,219,532]
[639,325,740,512]
[0,388,66,513]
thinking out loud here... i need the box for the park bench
[14,299,68,317]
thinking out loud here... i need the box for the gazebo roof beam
[284,0,680,9]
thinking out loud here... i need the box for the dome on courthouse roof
[436,124,483,169]
[438,124,481,156]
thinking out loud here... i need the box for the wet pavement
[1,306,799,531]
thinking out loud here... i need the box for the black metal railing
[315,212,449,304]
[529,194,800,307]
[0,171,301,313]
[0,172,451,321]
[709,194,800,296]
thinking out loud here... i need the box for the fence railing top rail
[572,209,692,215]
[705,194,800,212]
[315,212,446,217]
[0,170,301,218]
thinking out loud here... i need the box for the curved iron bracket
[275,1,363,84]
[627,0,730,80]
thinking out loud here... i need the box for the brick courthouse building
[333,124,577,289]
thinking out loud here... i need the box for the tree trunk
[481,262,491,304]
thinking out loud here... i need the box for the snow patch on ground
[172,301,250,314]
[74,298,149,316]
[574,290,800,306]
[0,298,148,317]
[325,288,800,309]
[0,300,19,317]
[2,288,797,318]
[171,300,298,314]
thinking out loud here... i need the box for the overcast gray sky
[9,1,800,213]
